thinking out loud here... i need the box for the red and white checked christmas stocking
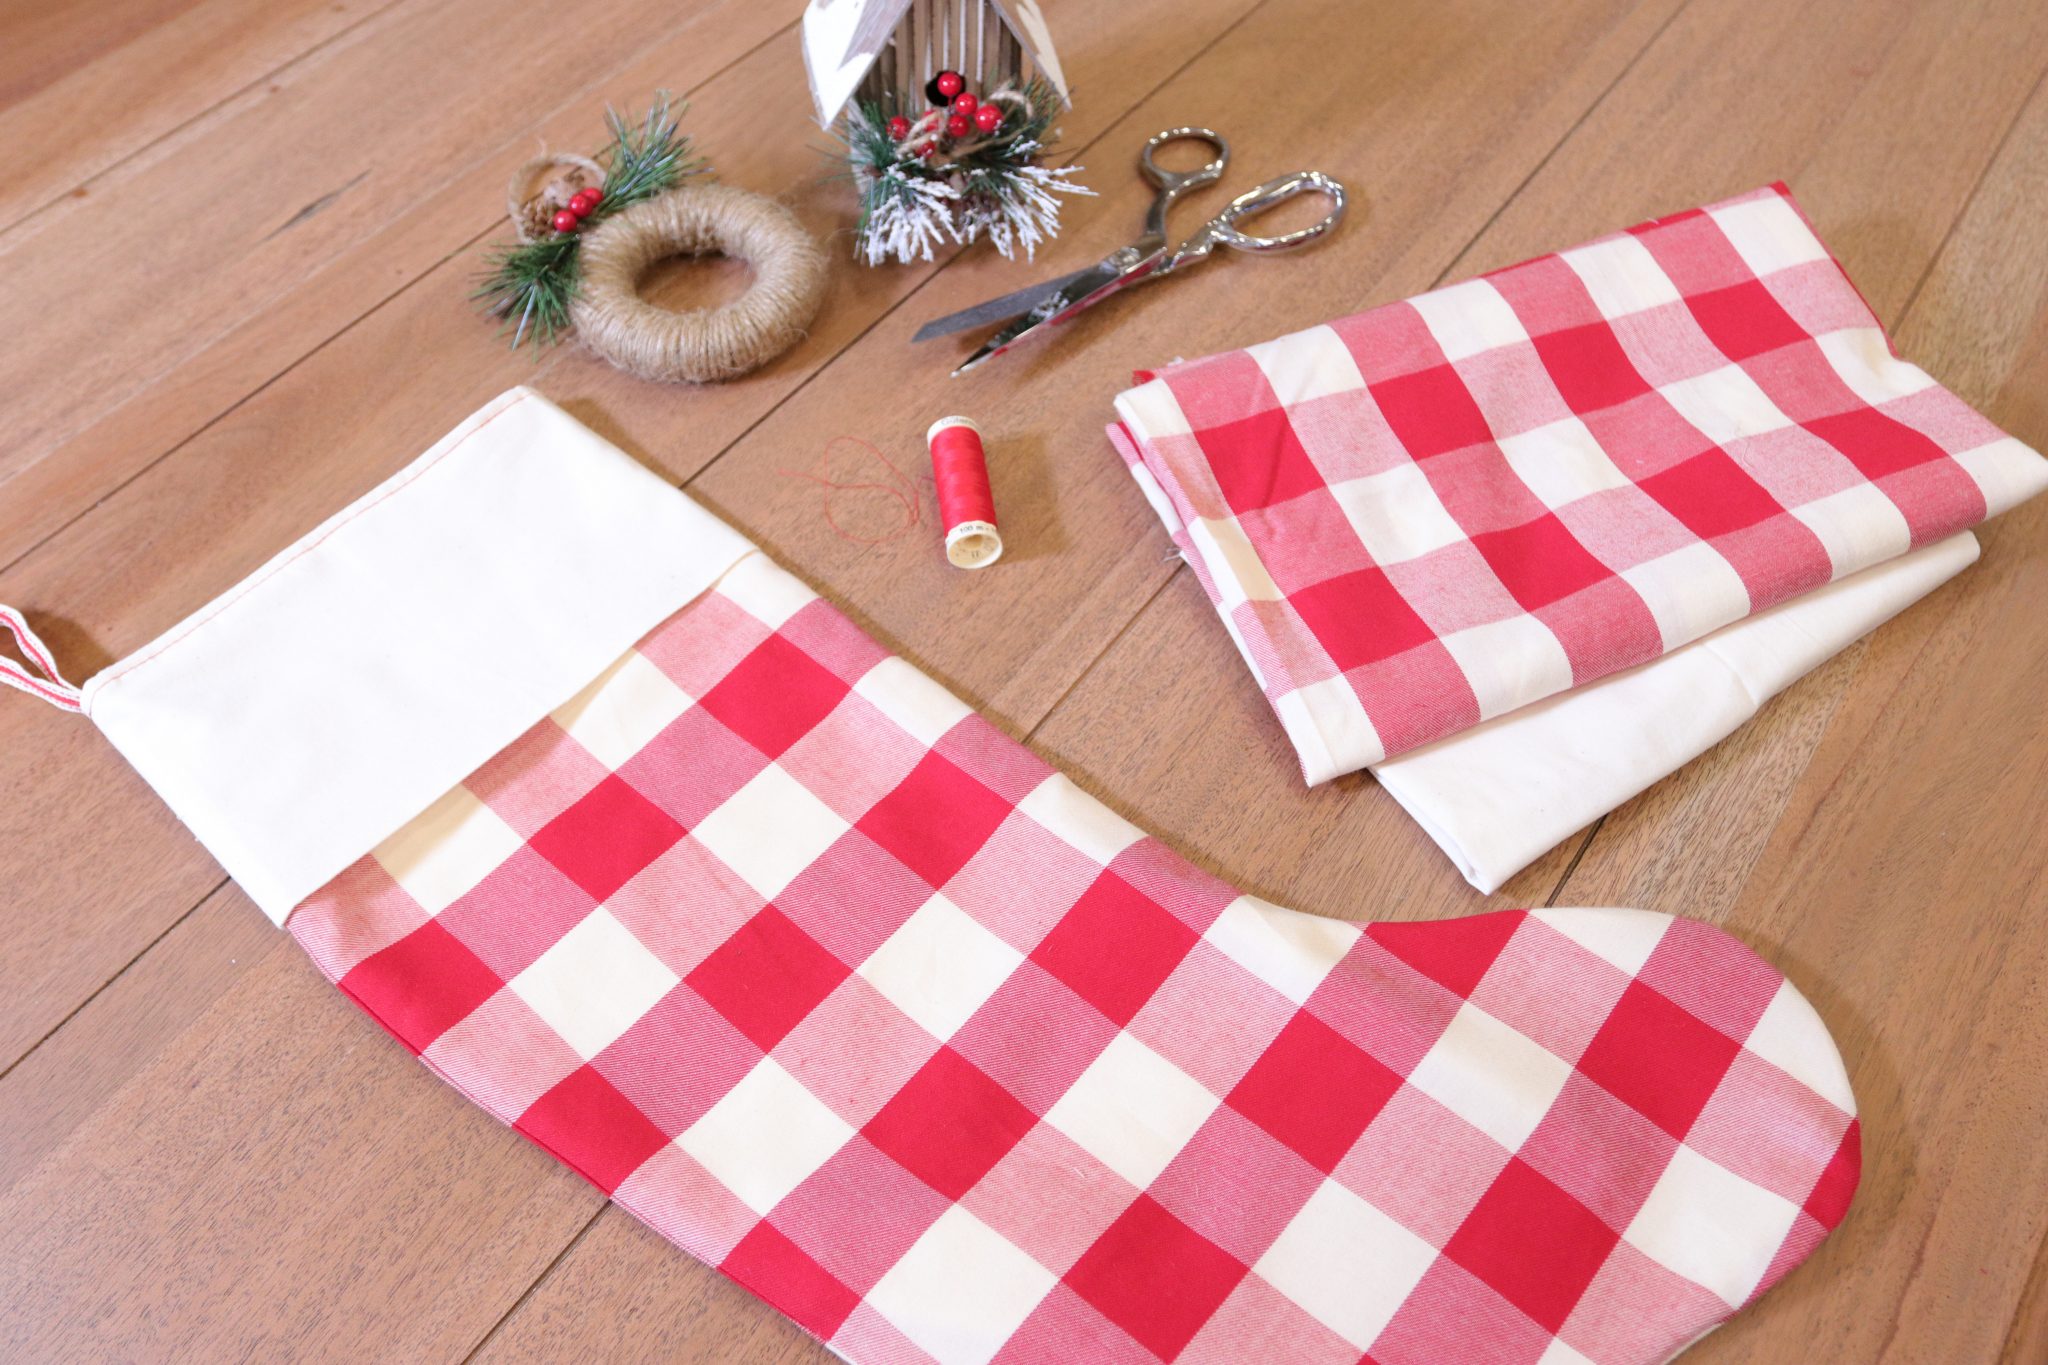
[16,393,1859,1365]
[291,563,1856,1365]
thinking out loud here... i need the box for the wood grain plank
[0,0,1266,1076]
[0,698,230,1069]
[0,0,403,230]
[2005,1226,2048,1364]
[0,0,786,495]
[0,888,605,1361]
[471,1212,828,1364]
[0,883,272,1193]
[1435,0,2048,305]
[0,3,786,572]
[0,0,202,105]
[0,7,801,1068]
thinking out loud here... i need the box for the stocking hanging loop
[0,605,83,713]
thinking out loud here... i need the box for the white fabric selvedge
[85,388,752,924]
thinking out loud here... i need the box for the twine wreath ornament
[477,95,826,383]
[572,184,827,383]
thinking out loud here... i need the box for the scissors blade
[953,249,1157,376]
[911,268,1098,343]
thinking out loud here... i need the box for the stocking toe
[1492,907,1861,1355]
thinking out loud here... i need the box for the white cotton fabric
[1372,532,1978,892]
[85,388,751,924]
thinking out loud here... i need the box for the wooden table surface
[2,0,2045,1359]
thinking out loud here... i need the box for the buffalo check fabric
[290,549,1861,1365]
[1111,183,2048,781]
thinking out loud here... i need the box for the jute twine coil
[570,184,827,384]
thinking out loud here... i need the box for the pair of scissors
[913,128,1348,376]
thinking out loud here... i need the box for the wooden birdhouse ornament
[802,0,1090,267]
[803,0,1070,127]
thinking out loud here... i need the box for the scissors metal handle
[1158,168,1347,274]
[1213,169,1347,251]
[1138,127,1230,245]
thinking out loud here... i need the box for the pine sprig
[598,96,703,205]
[475,93,707,348]
[479,234,580,350]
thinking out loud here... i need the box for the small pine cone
[506,152,605,243]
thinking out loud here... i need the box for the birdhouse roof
[802,0,1071,128]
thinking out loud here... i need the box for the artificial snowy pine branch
[964,155,1093,261]
[838,80,1092,267]
[859,166,961,267]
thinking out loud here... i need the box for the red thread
[929,419,997,534]
[776,437,923,546]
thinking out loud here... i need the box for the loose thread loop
[0,605,84,713]
[777,436,924,546]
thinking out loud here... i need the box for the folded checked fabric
[1119,407,1978,889]
[8,391,1860,1364]
[1109,183,2047,790]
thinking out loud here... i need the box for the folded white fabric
[1373,532,1977,891]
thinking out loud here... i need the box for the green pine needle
[475,92,708,349]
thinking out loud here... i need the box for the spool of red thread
[927,415,1003,568]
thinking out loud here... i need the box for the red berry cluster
[549,184,607,235]
[884,68,1004,160]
